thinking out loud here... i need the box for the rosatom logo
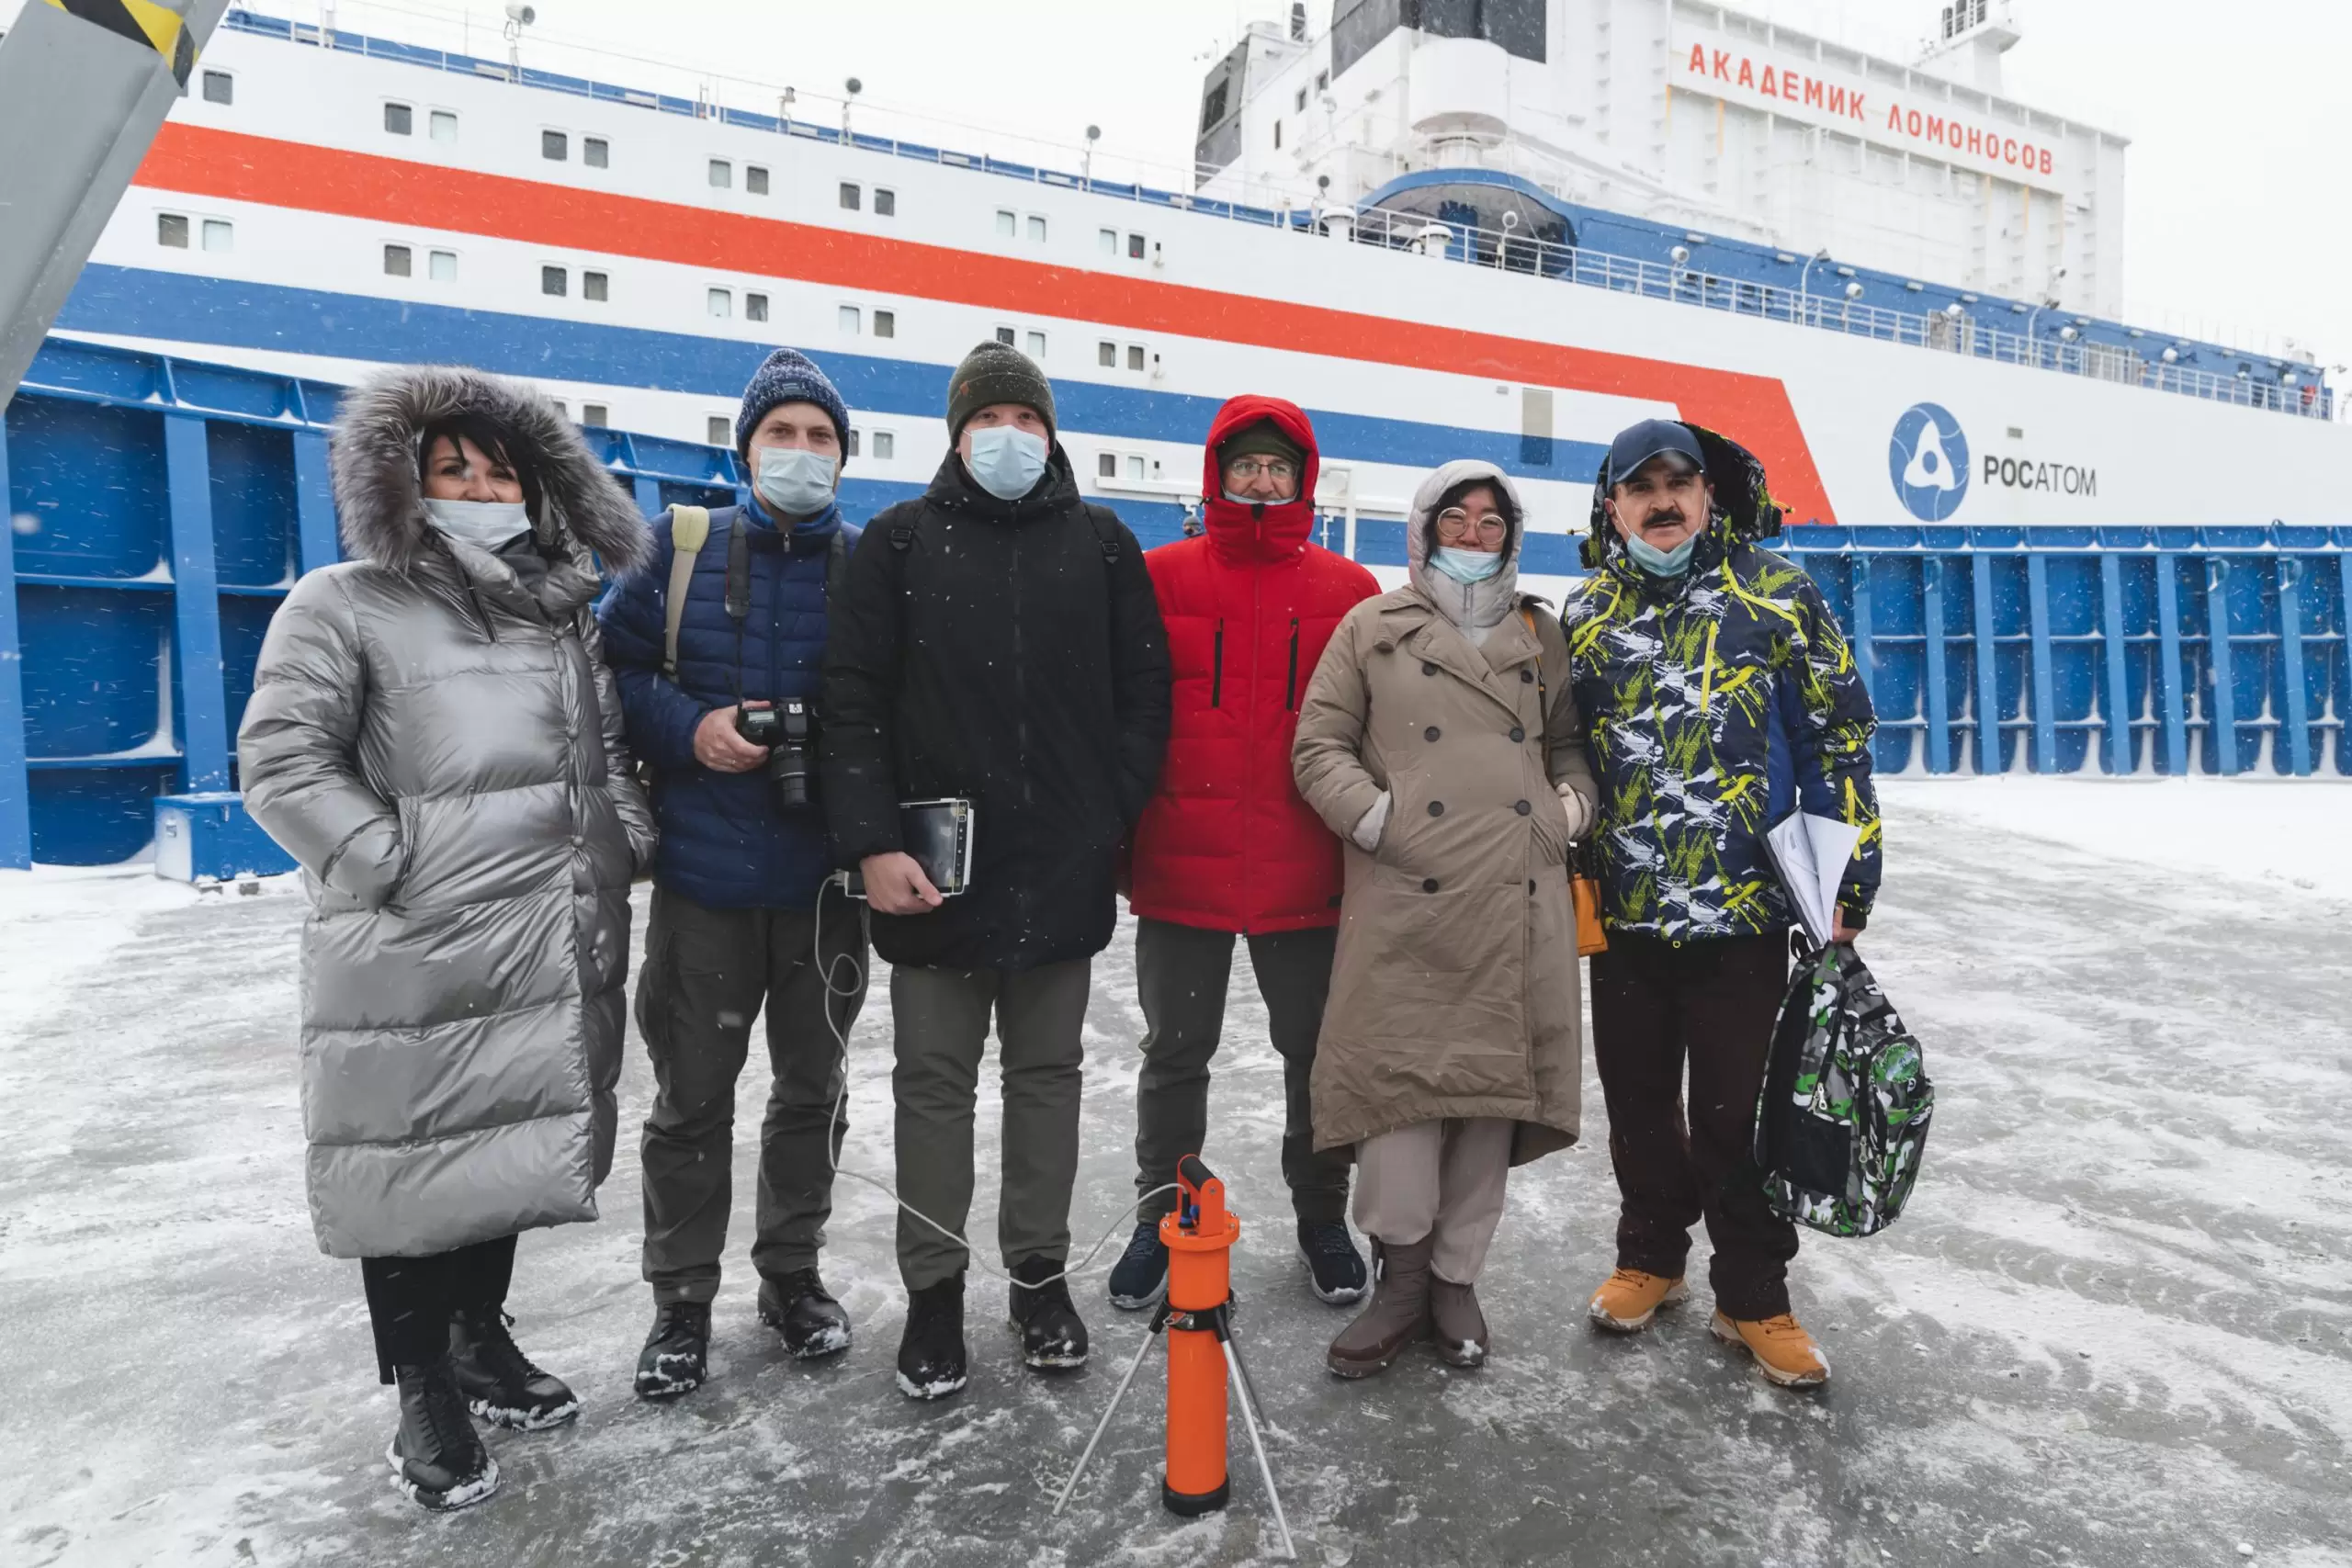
[1888,402,1969,522]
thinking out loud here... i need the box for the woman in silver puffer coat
[239,365,654,1511]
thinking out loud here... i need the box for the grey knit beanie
[945,340,1055,438]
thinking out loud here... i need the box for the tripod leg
[1052,1326,1159,1517]
[1226,1330,1276,1444]
[1222,1337,1297,1562]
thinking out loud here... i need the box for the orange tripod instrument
[1054,1156,1295,1561]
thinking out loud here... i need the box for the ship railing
[223,9,2335,425]
[1334,205,2335,422]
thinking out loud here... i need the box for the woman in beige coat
[1292,458,1599,1376]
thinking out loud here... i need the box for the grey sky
[214,1,2352,364]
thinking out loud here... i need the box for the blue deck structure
[2,337,2346,873]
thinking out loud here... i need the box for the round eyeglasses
[1435,507,1509,544]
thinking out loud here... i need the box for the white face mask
[965,425,1050,501]
[422,498,531,552]
[754,445,839,519]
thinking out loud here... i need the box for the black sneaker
[633,1300,711,1400]
[449,1306,580,1430]
[1008,1257,1090,1371]
[1297,1219,1369,1305]
[758,1269,853,1359]
[1106,1220,1169,1311]
[387,1359,500,1512]
[897,1272,968,1401]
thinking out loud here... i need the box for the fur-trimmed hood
[328,364,651,579]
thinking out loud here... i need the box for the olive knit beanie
[1216,418,1305,470]
[945,340,1055,438]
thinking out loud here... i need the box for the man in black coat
[820,341,1171,1402]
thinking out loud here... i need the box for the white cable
[812,874,1176,1291]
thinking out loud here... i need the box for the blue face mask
[1624,530,1698,577]
[753,445,838,519]
[1430,545,1505,583]
[965,425,1050,501]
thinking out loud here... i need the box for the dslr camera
[734,698,818,810]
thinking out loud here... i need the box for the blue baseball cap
[1605,419,1705,490]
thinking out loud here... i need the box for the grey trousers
[1353,1117,1514,1285]
[636,886,868,1306]
[890,958,1092,1291]
[1132,917,1351,1225]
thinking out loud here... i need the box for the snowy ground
[4,779,2349,1568]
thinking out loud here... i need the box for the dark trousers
[360,1235,517,1384]
[636,885,869,1305]
[1131,917,1350,1225]
[1589,931,1799,1321]
[890,959,1092,1291]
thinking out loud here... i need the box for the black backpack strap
[826,526,851,602]
[1081,503,1124,566]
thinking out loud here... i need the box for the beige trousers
[1351,1117,1514,1285]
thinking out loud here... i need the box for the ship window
[995,326,1016,346]
[1296,86,1308,113]
[1027,215,1047,243]
[429,109,458,142]
[1316,69,1329,93]
[201,220,232,253]
[1201,83,1228,130]
[541,265,567,298]
[846,429,861,457]
[1098,341,1116,367]
[584,270,609,302]
[707,416,731,446]
[839,306,862,334]
[873,431,896,459]
[383,102,413,135]
[707,288,732,318]
[584,137,609,168]
[542,130,568,161]
[202,70,233,106]
[1128,232,1146,259]
[1126,456,1147,481]
[582,403,608,426]
[1099,229,1117,255]
[1273,120,1283,149]
[429,250,457,281]
[874,188,896,217]
[1098,453,1117,479]
[840,182,862,211]
[1126,344,1145,371]
[747,164,769,195]
[549,400,568,419]
[1026,331,1047,358]
[158,213,188,248]
[995,209,1016,237]
[383,243,412,276]
[746,292,768,322]
[708,158,732,189]
[874,309,896,338]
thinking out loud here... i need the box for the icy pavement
[4,781,2350,1568]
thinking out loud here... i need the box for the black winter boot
[387,1359,500,1512]
[1008,1257,1089,1371]
[633,1300,712,1400]
[758,1269,853,1359]
[449,1306,580,1430]
[897,1272,968,1401]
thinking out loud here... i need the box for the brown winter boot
[1711,1311,1831,1389]
[1326,1236,1433,1379]
[1429,1278,1489,1368]
[1587,1268,1689,1333]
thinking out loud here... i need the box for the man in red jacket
[1109,396,1381,1310]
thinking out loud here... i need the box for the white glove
[1555,781,1595,842]
[1351,791,1392,852]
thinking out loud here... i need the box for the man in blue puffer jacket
[598,348,865,1399]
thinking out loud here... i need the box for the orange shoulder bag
[1521,606,1608,957]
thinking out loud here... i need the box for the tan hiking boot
[1326,1236,1433,1379]
[1710,1311,1830,1388]
[1587,1268,1689,1333]
[1429,1279,1488,1368]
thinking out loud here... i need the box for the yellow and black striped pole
[38,0,200,87]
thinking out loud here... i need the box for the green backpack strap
[661,505,712,680]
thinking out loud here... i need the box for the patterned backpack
[1752,942,1936,1237]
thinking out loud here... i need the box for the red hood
[1200,395,1320,565]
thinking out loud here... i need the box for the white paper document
[1765,811,1864,947]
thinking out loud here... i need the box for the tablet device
[842,798,976,899]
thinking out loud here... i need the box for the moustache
[1640,508,1685,530]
